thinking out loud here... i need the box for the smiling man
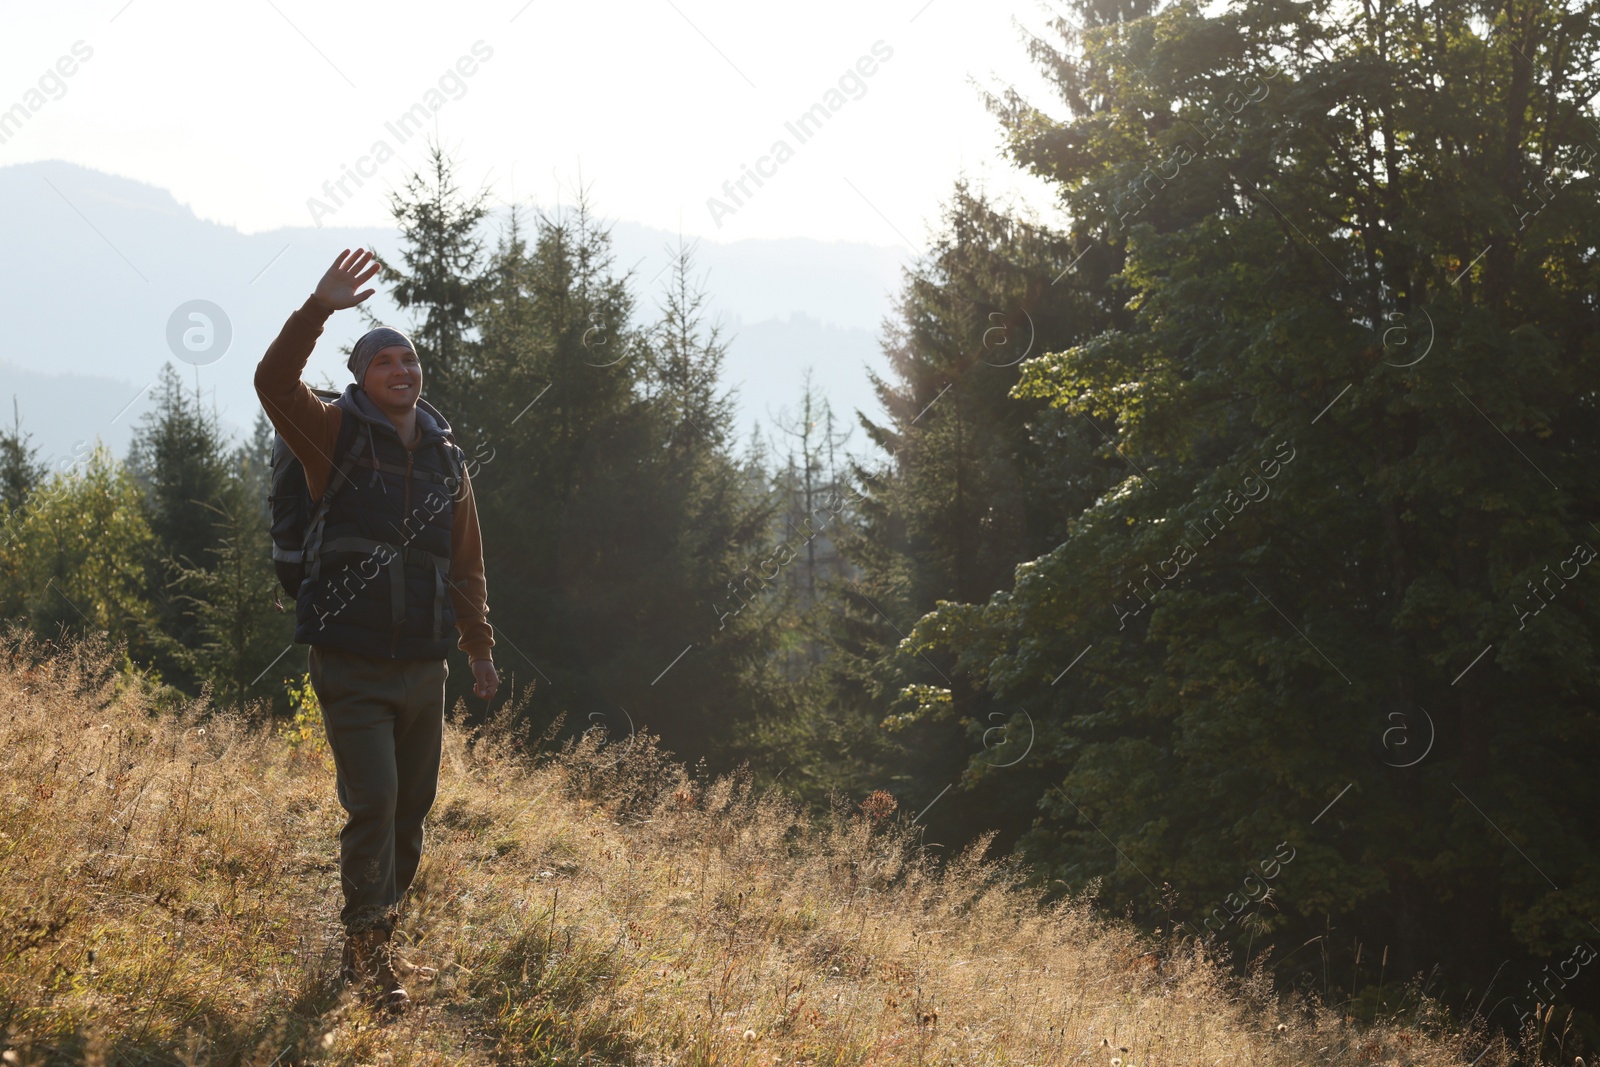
[254,247,499,1011]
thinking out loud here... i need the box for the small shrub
[276,670,331,769]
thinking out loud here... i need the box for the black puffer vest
[294,385,466,660]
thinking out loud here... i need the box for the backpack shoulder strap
[437,435,466,498]
[303,414,372,581]
[323,416,372,508]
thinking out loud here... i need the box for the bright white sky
[2,0,1073,247]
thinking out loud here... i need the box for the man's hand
[313,248,380,313]
[472,659,499,700]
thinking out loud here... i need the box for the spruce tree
[907,0,1600,1009]
[380,157,784,763]
[803,182,1101,850]
[373,138,492,428]
[165,419,295,714]
[0,397,46,513]
[125,363,237,692]
[767,368,854,622]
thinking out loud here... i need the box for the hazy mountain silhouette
[0,160,903,467]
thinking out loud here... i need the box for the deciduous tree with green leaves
[0,441,159,666]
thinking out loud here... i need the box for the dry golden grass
[0,627,1509,1066]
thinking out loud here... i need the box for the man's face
[363,345,422,416]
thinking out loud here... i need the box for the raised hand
[313,248,380,312]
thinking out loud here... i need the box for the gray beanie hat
[348,326,417,383]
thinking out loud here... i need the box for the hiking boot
[341,927,410,1012]
[373,953,410,1013]
[340,926,386,986]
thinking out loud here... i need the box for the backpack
[267,388,463,600]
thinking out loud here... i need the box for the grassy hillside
[0,627,1506,1066]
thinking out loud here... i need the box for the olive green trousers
[307,643,448,934]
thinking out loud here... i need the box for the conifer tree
[380,156,784,764]
[374,138,492,429]
[906,0,1600,1006]
[125,363,237,691]
[165,421,295,714]
[644,236,737,454]
[165,495,292,714]
[767,368,854,621]
[800,183,1099,848]
[0,398,46,513]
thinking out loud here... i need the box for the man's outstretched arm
[253,249,380,499]
[254,295,339,498]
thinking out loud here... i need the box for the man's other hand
[313,248,380,312]
[472,659,499,700]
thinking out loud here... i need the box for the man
[254,247,499,1011]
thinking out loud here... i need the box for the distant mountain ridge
[0,160,905,466]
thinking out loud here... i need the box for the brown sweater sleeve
[254,295,496,664]
[447,463,495,663]
[253,295,340,501]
